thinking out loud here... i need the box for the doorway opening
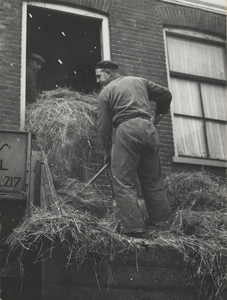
[27,5,102,93]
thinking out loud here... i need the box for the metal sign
[0,131,29,192]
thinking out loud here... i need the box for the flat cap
[28,53,46,64]
[96,60,118,70]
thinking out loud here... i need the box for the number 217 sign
[0,131,29,192]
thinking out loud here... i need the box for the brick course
[156,4,226,37]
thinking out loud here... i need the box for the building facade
[0,0,226,179]
[0,1,226,299]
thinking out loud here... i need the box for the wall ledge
[172,156,227,168]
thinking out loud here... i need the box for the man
[26,53,46,104]
[95,60,172,238]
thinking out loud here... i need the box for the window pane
[201,83,227,120]
[206,122,227,160]
[167,36,226,80]
[174,117,207,157]
[170,78,202,116]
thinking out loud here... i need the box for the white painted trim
[20,1,111,129]
[163,28,179,156]
[102,17,111,60]
[164,28,227,161]
[172,156,227,168]
[27,2,108,19]
[160,0,226,15]
[165,28,226,42]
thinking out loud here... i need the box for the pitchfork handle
[83,163,110,189]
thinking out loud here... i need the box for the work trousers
[111,118,172,234]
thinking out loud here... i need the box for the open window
[21,2,110,129]
[165,29,227,166]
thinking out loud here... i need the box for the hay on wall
[26,88,102,180]
[3,171,227,300]
[164,170,227,212]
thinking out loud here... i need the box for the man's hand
[104,154,111,165]
[104,143,112,165]
[151,113,164,126]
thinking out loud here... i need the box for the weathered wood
[29,150,42,209]
[25,131,32,215]
[40,151,60,214]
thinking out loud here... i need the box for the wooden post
[29,150,42,209]
[40,151,61,214]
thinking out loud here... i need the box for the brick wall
[0,1,23,130]
[156,3,226,36]
[47,0,115,13]
[109,0,174,176]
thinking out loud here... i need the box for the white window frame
[20,1,111,130]
[164,28,227,168]
[160,0,226,15]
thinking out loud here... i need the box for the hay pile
[165,171,226,212]
[5,202,130,268]
[4,88,227,300]
[3,170,227,300]
[56,177,111,218]
[26,88,101,180]
[162,171,227,300]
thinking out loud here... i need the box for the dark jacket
[97,75,172,153]
[26,66,38,104]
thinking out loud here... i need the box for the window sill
[172,156,227,168]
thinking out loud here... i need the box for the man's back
[98,75,171,128]
[98,76,152,128]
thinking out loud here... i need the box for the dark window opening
[27,5,102,93]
